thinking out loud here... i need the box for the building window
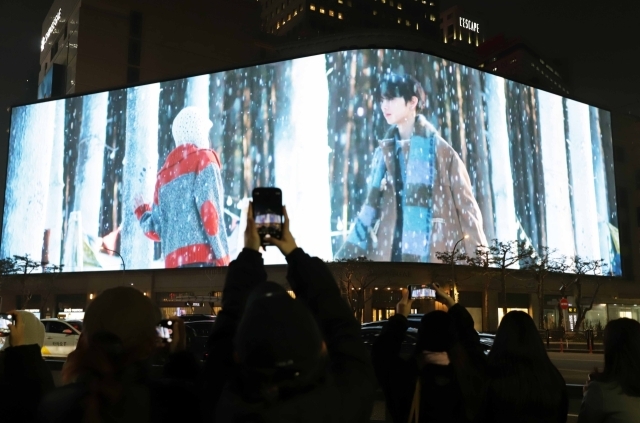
[319,7,325,13]
[338,12,343,19]
[310,4,316,10]
[479,64,484,68]
[373,10,377,15]
[299,5,303,11]
[430,14,436,21]
[329,9,334,16]
[287,13,291,20]
[397,18,401,23]
[338,0,343,2]
[416,23,419,30]
[397,3,402,9]
[406,20,410,26]
[429,1,434,5]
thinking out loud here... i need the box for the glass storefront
[608,304,640,322]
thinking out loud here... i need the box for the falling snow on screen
[1,49,620,274]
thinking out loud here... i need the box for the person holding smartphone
[336,72,487,263]
[202,202,376,422]
[372,284,486,423]
[0,311,54,423]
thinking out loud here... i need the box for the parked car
[361,324,418,359]
[184,319,216,361]
[40,319,81,358]
[361,315,494,355]
[179,314,216,322]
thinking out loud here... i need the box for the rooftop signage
[41,8,62,52]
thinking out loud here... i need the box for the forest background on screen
[1,49,620,274]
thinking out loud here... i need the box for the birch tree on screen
[1,102,56,260]
[121,84,160,269]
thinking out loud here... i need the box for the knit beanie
[14,311,46,348]
[417,310,456,352]
[171,106,213,149]
[83,287,161,352]
[235,282,324,382]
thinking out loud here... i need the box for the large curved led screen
[2,49,620,274]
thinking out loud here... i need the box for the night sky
[0,0,638,196]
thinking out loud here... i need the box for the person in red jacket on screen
[134,106,230,268]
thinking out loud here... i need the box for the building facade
[8,0,639,331]
[38,0,263,98]
[477,35,569,97]
[259,0,440,40]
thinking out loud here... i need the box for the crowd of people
[0,207,639,422]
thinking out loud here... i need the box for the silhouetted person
[38,287,203,423]
[0,311,54,423]
[372,284,486,423]
[578,318,640,423]
[202,204,376,422]
[482,311,568,423]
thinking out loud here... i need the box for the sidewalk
[545,341,603,353]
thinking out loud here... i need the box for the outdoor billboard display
[1,49,620,274]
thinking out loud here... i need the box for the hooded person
[0,311,54,423]
[38,287,203,423]
[134,106,230,269]
[372,286,486,423]
[203,204,375,423]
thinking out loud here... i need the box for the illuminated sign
[459,17,479,33]
[3,48,620,276]
[41,9,62,52]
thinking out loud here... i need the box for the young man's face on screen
[380,96,417,126]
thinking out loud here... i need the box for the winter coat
[0,344,55,423]
[37,353,204,423]
[578,380,640,423]
[336,115,487,262]
[372,305,487,423]
[135,143,230,268]
[202,248,376,423]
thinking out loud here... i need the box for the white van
[40,319,81,358]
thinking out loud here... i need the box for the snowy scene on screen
[1,49,620,274]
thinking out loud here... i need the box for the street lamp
[450,235,469,303]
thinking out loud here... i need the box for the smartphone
[252,187,283,244]
[0,313,15,337]
[156,319,174,343]
[408,285,436,300]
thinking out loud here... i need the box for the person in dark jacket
[372,284,486,423]
[578,318,640,423]
[38,287,203,423]
[202,204,376,422]
[0,310,55,423]
[482,311,568,423]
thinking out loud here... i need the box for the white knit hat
[13,311,46,348]
[172,106,213,149]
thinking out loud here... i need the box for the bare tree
[522,248,569,329]
[562,256,606,332]
[489,240,535,317]
[13,254,43,310]
[335,257,378,323]
[435,249,470,303]
[466,245,494,332]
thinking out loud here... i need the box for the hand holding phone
[0,313,15,337]
[407,285,436,300]
[157,319,174,344]
[252,188,283,246]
